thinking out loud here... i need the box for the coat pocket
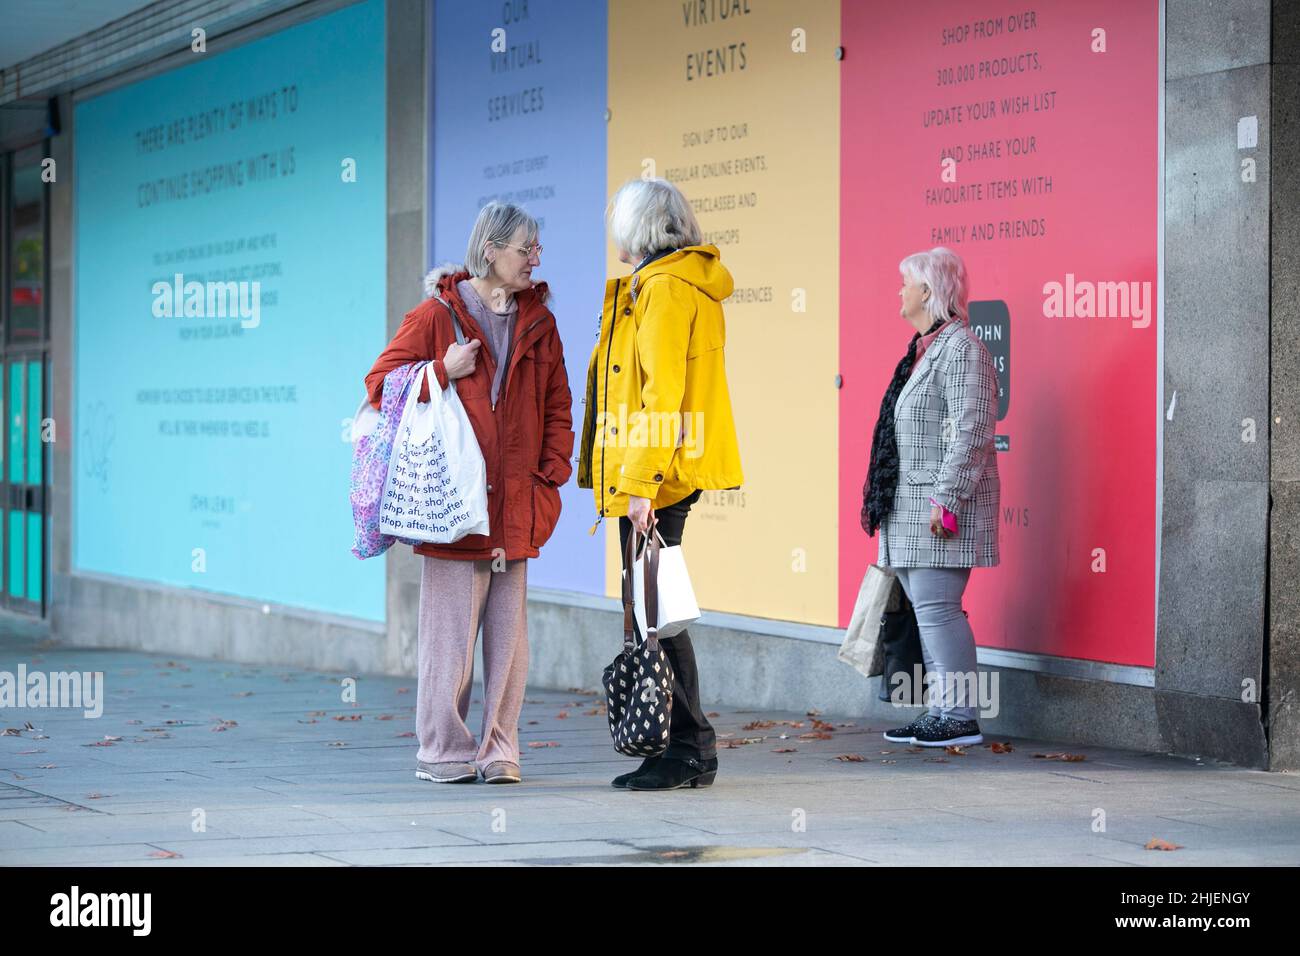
[905,468,939,487]
[530,470,562,549]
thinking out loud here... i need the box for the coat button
[612,364,620,373]
[608,486,617,494]
[623,308,632,315]
[654,473,663,481]
[610,426,618,435]
[486,483,493,493]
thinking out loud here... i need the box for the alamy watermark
[0,665,103,718]
[152,273,261,328]
[886,666,1000,719]
[595,406,706,459]
[1042,273,1152,329]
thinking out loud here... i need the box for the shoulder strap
[432,294,468,346]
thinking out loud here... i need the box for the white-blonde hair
[899,247,969,325]
[606,178,702,261]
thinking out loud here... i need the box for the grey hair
[464,200,539,278]
[606,178,702,261]
[899,246,969,326]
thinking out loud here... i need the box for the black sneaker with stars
[911,715,984,747]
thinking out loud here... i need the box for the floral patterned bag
[350,362,426,559]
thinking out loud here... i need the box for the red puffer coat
[365,266,574,561]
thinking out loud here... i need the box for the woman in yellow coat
[577,177,744,791]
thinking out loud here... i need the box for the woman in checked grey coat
[861,246,1000,748]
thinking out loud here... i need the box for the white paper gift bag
[631,528,701,640]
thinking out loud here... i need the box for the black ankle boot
[625,755,718,791]
[611,755,662,788]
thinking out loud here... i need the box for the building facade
[0,0,1295,768]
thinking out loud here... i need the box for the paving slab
[2,629,1298,866]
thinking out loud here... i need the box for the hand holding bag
[837,564,896,678]
[631,525,701,640]
[603,529,675,756]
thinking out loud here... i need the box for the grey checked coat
[877,321,1001,568]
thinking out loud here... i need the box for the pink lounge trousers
[415,555,529,767]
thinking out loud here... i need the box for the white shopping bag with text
[379,363,489,543]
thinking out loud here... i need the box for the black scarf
[861,317,946,536]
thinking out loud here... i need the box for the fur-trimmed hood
[422,262,553,306]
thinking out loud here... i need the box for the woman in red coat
[365,201,573,785]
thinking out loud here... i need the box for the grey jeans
[892,566,980,722]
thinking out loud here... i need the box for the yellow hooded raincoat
[576,244,744,527]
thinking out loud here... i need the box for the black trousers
[618,488,716,761]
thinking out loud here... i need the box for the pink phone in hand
[931,497,958,535]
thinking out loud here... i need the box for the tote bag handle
[621,524,661,654]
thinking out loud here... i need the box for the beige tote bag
[837,565,897,678]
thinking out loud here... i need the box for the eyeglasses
[494,240,542,258]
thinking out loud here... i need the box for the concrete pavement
[2,626,1298,866]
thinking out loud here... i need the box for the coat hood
[631,244,734,303]
[422,262,553,307]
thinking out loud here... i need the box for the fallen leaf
[880,750,894,755]
[584,708,605,716]
[86,792,107,799]
[375,714,396,721]
[555,711,569,720]
[147,850,182,859]
[12,772,26,780]
[742,720,777,730]
[835,754,867,762]
[394,731,415,738]
[126,719,142,725]
[527,741,560,748]
[772,747,797,753]
[307,711,327,717]
[1145,838,1182,851]
[945,746,967,756]
[1034,752,1086,762]
[990,742,1014,753]
[705,712,720,718]
[905,747,924,753]
[811,719,836,731]
[798,731,833,740]
[332,714,362,722]
[87,740,115,747]
[328,741,348,747]
[806,709,823,717]
[297,719,318,724]
[397,687,410,694]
